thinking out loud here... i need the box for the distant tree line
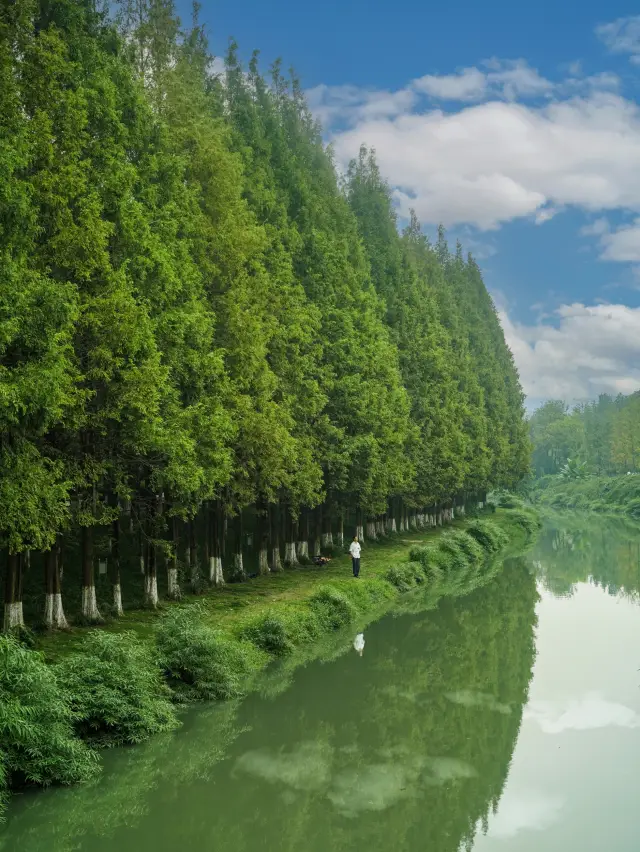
[0,0,529,630]
[529,393,640,479]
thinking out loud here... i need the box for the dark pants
[352,557,360,577]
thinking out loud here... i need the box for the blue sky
[177,0,640,407]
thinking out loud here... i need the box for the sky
[177,0,640,409]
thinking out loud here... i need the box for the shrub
[309,586,358,631]
[446,529,485,562]
[465,519,509,553]
[434,533,470,574]
[156,605,256,701]
[409,546,433,569]
[507,508,541,535]
[385,562,427,591]
[241,614,295,656]
[0,635,99,817]
[56,631,179,746]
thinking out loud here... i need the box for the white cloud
[600,218,640,261]
[500,302,640,403]
[327,91,640,230]
[596,16,640,64]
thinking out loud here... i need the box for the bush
[56,631,179,747]
[309,586,358,630]
[0,635,99,818]
[156,605,256,701]
[507,508,541,535]
[446,529,485,562]
[385,562,427,591]
[465,519,509,553]
[409,546,433,569]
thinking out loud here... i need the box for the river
[2,513,640,851]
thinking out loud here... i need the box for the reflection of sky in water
[524,694,640,734]
[235,742,477,817]
[474,574,640,851]
[479,788,565,839]
[445,690,512,715]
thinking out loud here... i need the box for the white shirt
[349,541,361,558]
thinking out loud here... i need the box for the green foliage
[156,605,257,701]
[534,473,640,519]
[0,636,99,812]
[309,586,359,630]
[56,631,179,746]
[465,520,509,553]
[385,561,427,591]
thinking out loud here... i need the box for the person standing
[349,536,361,578]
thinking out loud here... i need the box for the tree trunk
[297,508,310,561]
[229,510,246,582]
[167,515,181,599]
[110,514,124,615]
[321,508,333,550]
[284,508,299,567]
[44,547,69,629]
[3,552,24,632]
[355,507,364,542]
[144,534,158,608]
[366,518,377,540]
[81,526,102,622]
[335,513,344,548]
[189,517,200,591]
[210,500,225,587]
[257,502,270,575]
[270,503,283,572]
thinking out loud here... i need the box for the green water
[3,514,640,851]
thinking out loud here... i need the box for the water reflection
[1,557,538,852]
[532,513,640,601]
[353,633,365,656]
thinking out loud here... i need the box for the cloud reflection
[524,694,640,734]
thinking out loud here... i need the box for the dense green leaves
[56,631,179,746]
[0,635,99,818]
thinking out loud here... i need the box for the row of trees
[529,393,640,479]
[0,0,529,631]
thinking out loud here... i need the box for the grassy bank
[532,474,640,518]
[0,508,539,819]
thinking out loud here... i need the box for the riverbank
[1,508,539,819]
[531,474,640,518]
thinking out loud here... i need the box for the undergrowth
[56,631,179,747]
[156,604,263,702]
[0,635,99,822]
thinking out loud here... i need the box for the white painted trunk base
[271,547,283,572]
[387,517,397,533]
[409,514,417,530]
[167,567,180,599]
[4,601,24,631]
[335,531,344,548]
[366,521,377,540]
[478,501,484,509]
[232,552,246,581]
[44,593,69,629]
[375,520,385,537]
[211,556,225,587]
[284,541,298,566]
[144,574,159,608]
[313,537,322,557]
[321,532,333,548]
[113,584,124,616]
[259,548,270,574]
[81,586,102,622]
[356,524,364,541]
[297,541,309,560]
